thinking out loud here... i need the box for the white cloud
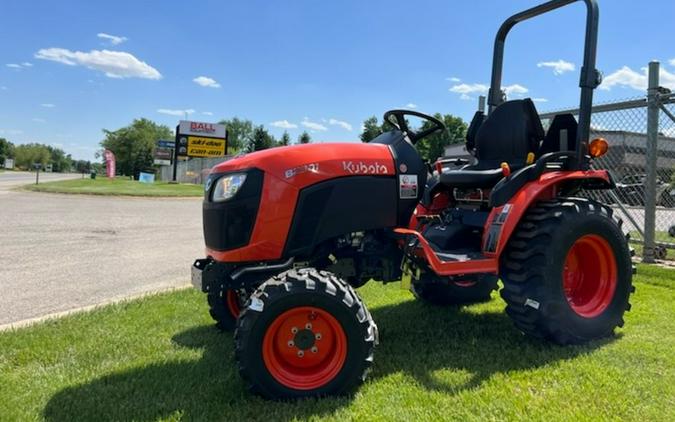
[40,103,55,108]
[0,129,23,135]
[532,97,549,103]
[446,77,461,82]
[328,118,353,131]
[201,111,214,116]
[97,33,128,46]
[459,93,472,101]
[600,66,645,90]
[21,62,33,67]
[6,63,22,69]
[35,48,162,79]
[32,118,46,123]
[157,108,195,116]
[449,83,489,95]
[193,76,221,88]
[600,65,675,91]
[537,59,575,75]
[271,120,298,129]
[669,58,675,66]
[406,103,418,109]
[503,84,529,96]
[302,118,328,131]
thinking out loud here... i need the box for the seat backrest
[465,111,485,153]
[474,99,544,168]
[538,113,578,156]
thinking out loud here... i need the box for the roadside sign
[172,119,228,181]
[154,159,171,166]
[104,149,116,178]
[156,139,175,149]
[4,158,14,169]
[178,136,226,157]
[179,120,226,139]
[138,172,155,183]
[154,147,173,160]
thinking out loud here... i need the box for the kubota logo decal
[342,161,388,174]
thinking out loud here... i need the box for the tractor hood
[210,142,396,188]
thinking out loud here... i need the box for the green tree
[14,143,51,169]
[416,113,467,162]
[0,138,15,166]
[280,131,291,146]
[219,117,254,153]
[249,125,275,152]
[47,146,72,172]
[360,116,382,142]
[73,160,92,173]
[100,118,172,178]
[298,131,311,144]
[359,116,398,142]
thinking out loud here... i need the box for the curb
[0,284,192,332]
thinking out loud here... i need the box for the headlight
[212,173,247,202]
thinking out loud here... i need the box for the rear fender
[482,170,611,258]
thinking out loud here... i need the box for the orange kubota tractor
[192,0,634,399]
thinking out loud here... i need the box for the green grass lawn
[23,177,203,197]
[1,265,673,421]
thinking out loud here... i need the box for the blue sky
[1,0,674,160]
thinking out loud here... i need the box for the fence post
[643,61,660,263]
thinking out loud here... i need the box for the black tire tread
[234,268,378,399]
[500,197,634,345]
[411,276,499,306]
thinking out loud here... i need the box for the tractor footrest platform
[434,251,488,263]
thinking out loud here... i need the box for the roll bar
[488,0,601,169]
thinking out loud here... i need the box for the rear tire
[235,268,378,399]
[207,289,247,331]
[411,275,498,306]
[500,198,634,345]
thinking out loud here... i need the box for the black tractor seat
[439,99,544,190]
[439,167,504,189]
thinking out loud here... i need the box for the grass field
[1,265,673,421]
[23,177,203,197]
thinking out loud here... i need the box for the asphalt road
[0,170,81,192]
[0,172,203,327]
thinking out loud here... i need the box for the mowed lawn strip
[1,265,673,421]
[22,177,203,197]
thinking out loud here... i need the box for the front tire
[207,289,247,331]
[235,268,378,399]
[411,275,498,306]
[500,198,634,345]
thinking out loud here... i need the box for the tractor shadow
[43,299,616,421]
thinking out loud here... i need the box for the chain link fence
[540,61,675,262]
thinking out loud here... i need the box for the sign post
[33,163,42,184]
[171,120,227,183]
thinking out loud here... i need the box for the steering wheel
[383,109,446,144]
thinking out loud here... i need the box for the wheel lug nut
[311,346,318,353]
[315,333,322,340]
[297,350,304,357]
[305,323,312,330]
[287,340,294,348]
[291,326,298,334]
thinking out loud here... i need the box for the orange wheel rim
[563,234,618,318]
[226,290,241,318]
[262,306,347,390]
